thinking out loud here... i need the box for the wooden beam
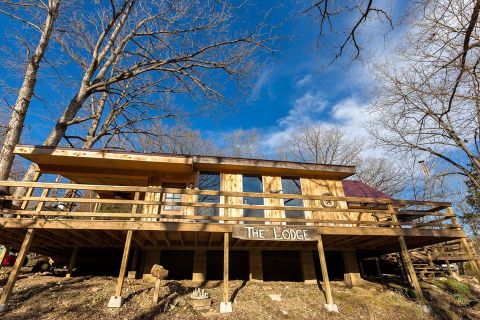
[66,247,79,278]
[0,218,466,238]
[460,237,480,281]
[223,232,229,303]
[0,229,35,310]
[115,230,133,298]
[20,171,41,210]
[398,236,427,306]
[317,235,334,308]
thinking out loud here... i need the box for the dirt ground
[1,268,479,320]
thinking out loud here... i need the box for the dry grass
[0,270,436,320]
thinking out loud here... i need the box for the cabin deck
[0,180,466,258]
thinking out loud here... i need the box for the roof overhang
[14,145,356,185]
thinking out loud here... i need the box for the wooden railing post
[0,229,35,312]
[316,235,337,312]
[19,171,41,210]
[220,232,232,313]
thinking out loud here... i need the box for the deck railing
[0,181,460,230]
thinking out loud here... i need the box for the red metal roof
[342,180,392,199]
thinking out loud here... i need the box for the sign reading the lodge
[232,225,318,241]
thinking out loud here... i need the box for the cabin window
[242,174,264,222]
[197,172,220,216]
[162,183,185,212]
[164,193,182,211]
[281,177,304,224]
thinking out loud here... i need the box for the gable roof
[342,180,392,199]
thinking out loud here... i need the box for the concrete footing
[0,304,9,312]
[220,302,233,313]
[107,296,124,308]
[324,303,339,313]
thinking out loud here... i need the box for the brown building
[0,145,475,313]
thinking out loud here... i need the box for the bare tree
[355,156,407,195]
[279,125,363,165]
[17,0,271,183]
[62,76,178,151]
[139,123,223,156]
[302,0,394,60]
[223,128,261,158]
[369,0,480,191]
[0,0,61,180]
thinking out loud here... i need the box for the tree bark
[0,0,60,180]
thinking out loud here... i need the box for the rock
[268,294,282,301]
[91,287,100,293]
[151,264,169,280]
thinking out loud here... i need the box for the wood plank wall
[221,173,243,222]
[262,176,284,225]
[301,178,376,225]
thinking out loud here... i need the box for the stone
[151,264,169,280]
[107,296,124,308]
[220,302,232,313]
[268,294,282,301]
[0,304,9,312]
[324,304,339,313]
[127,271,137,279]
[190,298,211,311]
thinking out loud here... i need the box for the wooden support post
[108,192,140,308]
[220,232,232,313]
[300,251,317,284]
[249,250,263,282]
[0,229,35,312]
[398,236,428,309]
[343,251,362,287]
[374,257,382,277]
[66,246,79,278]
[153,278,162,304]
[316,235,337,312]
[445,259,453,277]
[128,247,140,279]
[192,250,207,282]
[460,237,480,281]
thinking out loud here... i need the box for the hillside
[2,268,480,320]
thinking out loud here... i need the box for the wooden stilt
[460,238,480,281]
[445,259,453,276]
[108,193,140,308]
[220,232,232,313]
[316,235,337,312]
[398,236,427,307]
[116,230,133,297]
[374,257,382,277]
[0,229,35,311]
[66,247,79,278]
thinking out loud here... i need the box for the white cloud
[248,69,272,103]
[278,91,327,127]
[295,74,312,87]
[261,95,371,155]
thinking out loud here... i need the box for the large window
[242,175,264,222]
[281,177,304,224]
[162,183,185,212]
[197,172,221,216]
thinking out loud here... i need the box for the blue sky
[0,0,408,158]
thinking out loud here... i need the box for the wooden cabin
[0,145,476,313]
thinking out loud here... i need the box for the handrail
[0,180,452,207]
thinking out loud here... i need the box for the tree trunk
[0,0,60,180]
